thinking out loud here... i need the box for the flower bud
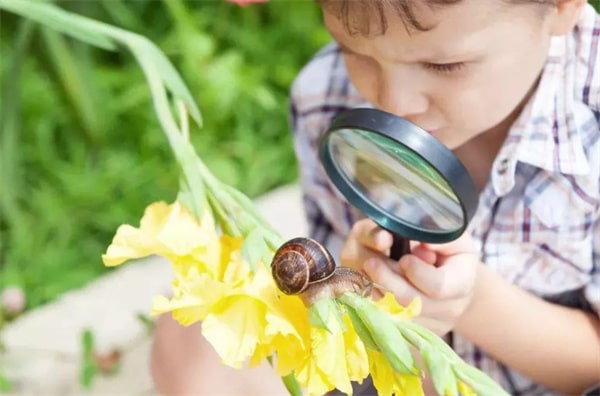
[2,286,26,315]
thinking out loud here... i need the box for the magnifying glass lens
[328,129,463,233]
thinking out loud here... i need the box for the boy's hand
[340,218,480,336]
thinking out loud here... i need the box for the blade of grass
[40,28,101,148]
[98,0,144,32]
[0,0,117,51]
[0,19,34,226]
[0,0,202,125]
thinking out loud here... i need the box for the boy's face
[322,0,555,150]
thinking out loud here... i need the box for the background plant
[2,0,599,312]
[0,0,330,310]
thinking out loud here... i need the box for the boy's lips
[424,127,442,135]
[407,120,442,135]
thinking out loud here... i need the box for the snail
[271,237,374,306]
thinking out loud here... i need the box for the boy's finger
[410,243,437,265]
[351,219,393,253]
[421,233,477,256]
[363,258,419,306]
[340,243,392,273]
[400,254,475,299]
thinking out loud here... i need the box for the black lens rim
[319,108,478,243]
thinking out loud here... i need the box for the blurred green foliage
[2,0,599,312]
[0,0,330,309]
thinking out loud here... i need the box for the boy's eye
[423,62,466,74]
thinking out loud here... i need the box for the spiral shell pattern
[271,237,336,295]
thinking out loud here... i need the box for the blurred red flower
[226,0,268,6]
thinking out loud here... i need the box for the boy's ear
[548,0,587,36]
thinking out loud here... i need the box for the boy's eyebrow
[331,30,484,63]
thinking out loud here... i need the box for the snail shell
[271,237,336,295]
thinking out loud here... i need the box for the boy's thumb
[421,233,476,256]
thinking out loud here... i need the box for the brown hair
[317,0,557,36]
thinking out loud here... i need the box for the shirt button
[497,158,510,174]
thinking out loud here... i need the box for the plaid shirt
[289,5,599,395]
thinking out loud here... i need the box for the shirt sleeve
[288,94,345,258]
[582,9,600,314]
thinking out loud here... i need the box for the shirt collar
[491,33,591,197]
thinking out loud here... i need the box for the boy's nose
[376,70,428,119]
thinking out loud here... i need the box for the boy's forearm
[455,265,600,395]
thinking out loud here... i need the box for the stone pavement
[0,184,307,396]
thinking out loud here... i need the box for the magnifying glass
[319,108,478,260]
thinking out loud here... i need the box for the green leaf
[308,298,344,333]
[223,184,283,249]
[241,228,272,271]
[126,37,201,125]
[136,313,155,335]
[0,0,118,51]
[420,344,458,396]
[0,19,33,227]
[281,373,303,396]
[339,293,416,375]
[454,363,510,396]
[342,304,379,351]
[0,371,12,392]
[80,329,96,389]
[399,320,508,396]
[40,29,102,146]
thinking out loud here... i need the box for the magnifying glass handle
[389,233,410,261]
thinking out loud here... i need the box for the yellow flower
[102,201,221,269]
[200,262,310,369]
[103,199,475,396]
[294,305,369,396]
[374,292,422,320]
[458,381,477,396]
[367,349,424,396]
[102,200,309,370]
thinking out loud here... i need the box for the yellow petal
[368,349,424,396]
[246,264,311,337]
[217,236,247,283]
[375,292,422,320]
[151,270,227,325]
[102,224,167,266]
[151,295,204,326]
[458,381,477,396]
[342,314,369,382]
[139,201,172,234]
[265,333,306,375]
[102,201,219,267]
[297,313,354,395]
[295,358,336,396]
[201,296,266,368]
[154,203,217,257]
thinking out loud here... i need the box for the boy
[151,0,599,394]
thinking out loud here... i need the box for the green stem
[338,293,416,375]
[0,0,201,124]
[266,356,302,396]
[138,61,208,218]
[398,320,509,396]
[0,0,207,217]
[282,373,303,396]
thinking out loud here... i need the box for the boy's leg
[150,314,288,395]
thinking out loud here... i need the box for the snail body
[271,237,373,305]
